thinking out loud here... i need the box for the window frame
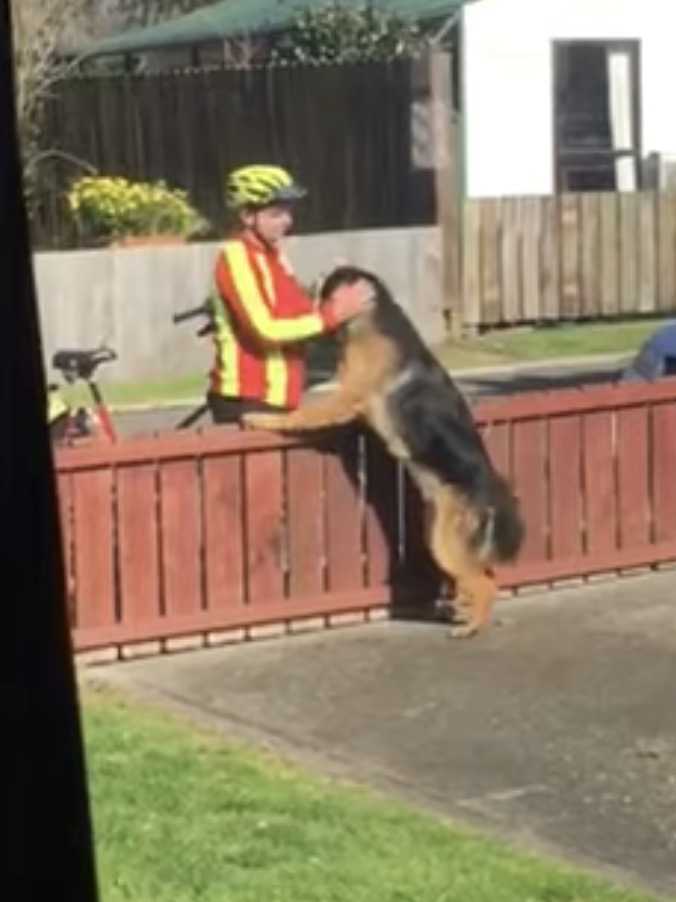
[552,38,642,193]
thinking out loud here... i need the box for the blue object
[621,322,676,382]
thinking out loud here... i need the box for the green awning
[82,0,466,59]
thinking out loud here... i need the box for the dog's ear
[319,266,352,301]
[316,270,339,304]
[320,266,379,301]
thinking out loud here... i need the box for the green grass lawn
[82,688,659,902]
[436,319,666,371]
[58,318,668,410]
[61,373,206,410]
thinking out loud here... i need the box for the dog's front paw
[241,412,279,430]
[447,622,480,640]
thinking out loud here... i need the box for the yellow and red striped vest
[209,237,336,409]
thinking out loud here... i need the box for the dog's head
[319,265,393,306]
[318,266,394,337]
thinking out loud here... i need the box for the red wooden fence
[55,379,676,655]
[58,428,405,654]
[480,379,676,587]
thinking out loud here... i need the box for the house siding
[463,0,676,197]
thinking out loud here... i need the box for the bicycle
[47,294,329,445]
[47,299,214,447]
[48,346,118,446]
[170,299,215,429]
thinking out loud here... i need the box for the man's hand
[326,278,374,324]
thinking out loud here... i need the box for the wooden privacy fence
[463,190,676,327]
[34,60,432,249]
[56,379,676,658]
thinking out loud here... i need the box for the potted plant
[67,175,209,247]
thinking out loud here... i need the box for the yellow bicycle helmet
[225,164,307,210]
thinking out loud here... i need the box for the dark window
[554,40,641,192]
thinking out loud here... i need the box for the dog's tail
[470,474,524,564]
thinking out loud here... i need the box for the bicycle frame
[49,346,118,445]
[85,379,117,442]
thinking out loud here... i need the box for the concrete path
[84,569,676,897]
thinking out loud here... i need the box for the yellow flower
[67,174,208,240]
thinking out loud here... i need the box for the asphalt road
[112,355,630,439]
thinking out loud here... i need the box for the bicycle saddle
[52,347,117,380]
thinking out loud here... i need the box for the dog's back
[321,267,524,565]
[388,369,523,563]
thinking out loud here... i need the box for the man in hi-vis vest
[207,164,372,425]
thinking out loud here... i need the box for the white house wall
[462,0,676,197]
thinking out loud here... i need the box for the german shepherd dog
[243,267,524,637]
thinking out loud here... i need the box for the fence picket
[658,193,676,312]
[583,411,617,555]
[244,450,286,603]
[286,446,326,598]
[522,197,542,321]
[463,201,483,327]
[560,193,581,319]
[364,434,400,589]
[72,468,116,630]
[480,198,502,325]
[549,415,583,558]
[117,463,161,623]
[580,193,601,317]
[652,401,676,541]
[500,196,522,324]
[619,193,640,315]
[481,421,510,476]
[325,431,365,593]
[203,455,246,611]
[512,418,548,562]
[57,473,75,624]
[599,193,620,317]
[617,406,651,547]
[540,195,560,321]
[160,459,203,616]
[639,192,658,314]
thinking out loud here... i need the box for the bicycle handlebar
[91,347,117,365]
[172,302,211,324]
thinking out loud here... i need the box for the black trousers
[206,393,288,426]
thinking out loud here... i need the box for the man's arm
[215,242,338,345]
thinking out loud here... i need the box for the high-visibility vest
[209,237,337,409]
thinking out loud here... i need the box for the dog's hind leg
[426,490,497,639]
[447,569,497,639]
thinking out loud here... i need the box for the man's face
[241,203,294,246]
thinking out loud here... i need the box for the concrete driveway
[85,569,676,898]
